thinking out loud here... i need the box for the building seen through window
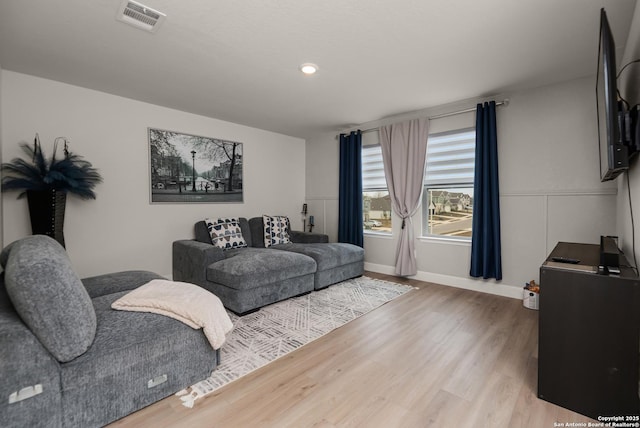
[422,128,476,238]
[363,191,391,232]
[360,127,475,237]
[423,187,474,237]
[362,145,391,234]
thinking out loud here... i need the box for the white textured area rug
[176,276,414,408]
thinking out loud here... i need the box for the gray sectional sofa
[0,235,218,428]
[173,216,365,315]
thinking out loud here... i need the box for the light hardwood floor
[110,272,595,427]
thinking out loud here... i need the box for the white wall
[306,76,618,298]
[1,71,306,278]
[305,130,340,240]
[617,2,640,270]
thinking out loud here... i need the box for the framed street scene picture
[148,128,243,203]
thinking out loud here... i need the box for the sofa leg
[234,307,260,317]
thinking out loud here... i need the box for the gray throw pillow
[4,235,97,362]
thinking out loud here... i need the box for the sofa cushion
[206,247,316,290]
[82,270,164,298]
[205,217,247,250]
[248,217,266,248]
[270,243,365,271]
[4,236,96,363]
[262,215,291,247]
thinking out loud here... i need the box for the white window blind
[362,145,386,190]
[424,128,476,186]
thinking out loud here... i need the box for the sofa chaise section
[247,217,365,290]
[173,217,318,314]
[174,223,317,315]
[268,242,364,290]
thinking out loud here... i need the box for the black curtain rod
[349,99,509,135]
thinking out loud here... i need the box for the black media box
[600,235,620,267]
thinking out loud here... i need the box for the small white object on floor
[175,388,199,408]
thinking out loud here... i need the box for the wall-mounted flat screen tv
[596,8,629,182]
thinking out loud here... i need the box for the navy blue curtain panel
[470,101,502,280]
[338,131,363,247]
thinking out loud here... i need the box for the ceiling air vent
[116,0,166,33]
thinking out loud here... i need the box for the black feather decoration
[1,134,103,199]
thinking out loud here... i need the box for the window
[422,128,476,238]
[362,145,391,234]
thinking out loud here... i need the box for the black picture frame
[148,128,243,203]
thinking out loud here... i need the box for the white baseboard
[364,262,523,300]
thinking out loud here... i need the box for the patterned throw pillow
[263,215,290,247]
[205,218,247,250]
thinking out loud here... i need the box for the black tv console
[538,242,640,419]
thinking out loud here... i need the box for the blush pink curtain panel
[379,118,429,276]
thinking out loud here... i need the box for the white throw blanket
[111,279,233,350]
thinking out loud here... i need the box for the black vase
[26,189,67,248]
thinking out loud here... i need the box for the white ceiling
[0,0,637,139]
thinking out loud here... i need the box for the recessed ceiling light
[300,63,319,75]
